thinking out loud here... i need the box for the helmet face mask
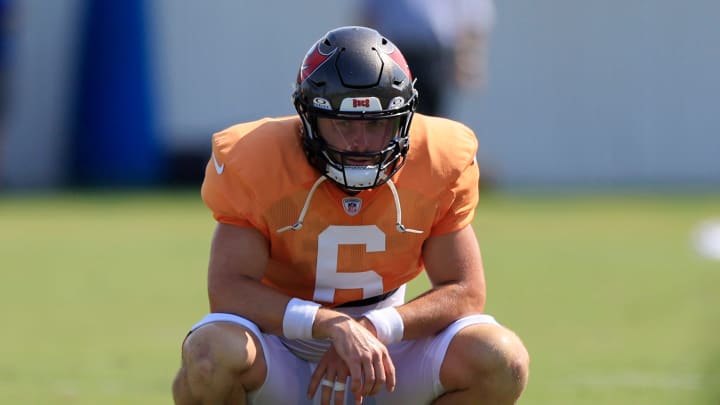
[293,26,418,191]
[318,116,406,189]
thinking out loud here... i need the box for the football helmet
[293,26,418,191]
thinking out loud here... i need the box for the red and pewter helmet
[293,26,418,191]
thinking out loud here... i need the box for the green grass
[1,190,719,404]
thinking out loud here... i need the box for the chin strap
[385,179,423,234]
[276,176,327,233]
[277,176,423,234]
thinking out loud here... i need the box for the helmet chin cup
[326,164,385,190]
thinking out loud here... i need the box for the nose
[347,133,370,151]
[342,123,372,151]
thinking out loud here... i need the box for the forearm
[392,225,488,340]
[397,281,485,340]
[208,274,290,335]
[209,273,357,339]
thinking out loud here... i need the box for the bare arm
[395,224,487,340]
[207,223,394,400]
[207,223,288,334]
[208,223,354,338]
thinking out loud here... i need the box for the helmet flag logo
[300,45,336,83]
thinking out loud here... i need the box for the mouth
[345,158,376,166]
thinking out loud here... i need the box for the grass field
[1,189,719,404]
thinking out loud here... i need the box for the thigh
[372,314,500,404]
[250,334,318,405]
[190,313,316,405]
[439,316,527,398]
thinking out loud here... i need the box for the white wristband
[364,307,404,345]
[282,298,321,339]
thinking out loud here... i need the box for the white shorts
[189,313,500,405]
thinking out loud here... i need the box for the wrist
[357,317,377,336]
[312,308,353,340]
[282,298,321,340]
[363,306,404,345]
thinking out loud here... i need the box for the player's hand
[313,311,396,403]
[307,345,352,405]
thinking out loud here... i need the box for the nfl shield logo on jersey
[342,197,362,216]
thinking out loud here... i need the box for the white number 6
[313,225,385,302]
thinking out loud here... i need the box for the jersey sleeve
[431,155,479,235]
[427,118,480,235]
[200,130,269,235]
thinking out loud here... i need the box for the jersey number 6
[313,225,385,302]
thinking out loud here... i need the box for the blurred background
[2,0,718,190]
[1,1,719,404]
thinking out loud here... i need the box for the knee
[490,330,530,394]
[447,324,530,399]
[179,323,260,396]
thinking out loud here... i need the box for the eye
[367,120,386,129]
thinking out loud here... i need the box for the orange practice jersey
[201,114,479,306]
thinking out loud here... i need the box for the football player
[172,26,529,405]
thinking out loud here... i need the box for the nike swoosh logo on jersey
[212,153,224,175]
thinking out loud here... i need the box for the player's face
[317,117,400,155]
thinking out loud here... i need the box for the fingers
[332,378,347,405]
[320,377,333,405]
[320,316,398,401]
[307,362,324,399]
[384,350,396,393]
[367,356,385,396]
[360,351,394,397]
[360,356,377,396]
[322,376,348,405]
[346,360,363,399]
[347,350,395,399]
[314,374,348,405]
[308,351,352,405]
[312,356,394,405]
